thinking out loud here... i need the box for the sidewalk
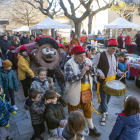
[9,79,140,140]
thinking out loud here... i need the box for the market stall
[13,26,30,32]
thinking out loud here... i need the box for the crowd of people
[0,32,140,140]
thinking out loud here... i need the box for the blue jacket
[109,113,140,140]
[0,94,16,126]
[118,59,130,78]
[0,67,18,93]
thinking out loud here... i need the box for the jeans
[31,121,46,140]
[5,89,15,106]
[2,54,7,60]
[20,77,32,98]
[100,85,111,112]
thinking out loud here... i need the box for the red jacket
[124,35,131,45]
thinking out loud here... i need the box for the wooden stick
[119,71,128,81]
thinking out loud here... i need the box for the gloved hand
[5,124,9,128]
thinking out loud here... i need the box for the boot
[89,127,102,137]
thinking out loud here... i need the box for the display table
[128,44,139,55]
[130,67,140,77]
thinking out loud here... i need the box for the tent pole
[116,28,117,40]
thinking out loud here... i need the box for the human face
[11,50,15,53]
[49,82,54,88]
[56,37,60,40]
[21,51,27,56]
[32,94,42,102]
[119,56,124,61]
[50,97,57,104]
[107,47,118,55]
[4,67,11,70]
[74,35,77,39]
[74,53,86,64]
[23,33,27,37]
[91,50,96,55]
[31,36,34,40]
[38,71,46,81]
[83,45,87,49]
[3,36,7,41]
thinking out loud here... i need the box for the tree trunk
[51,29,55,38]
[88,14,93,34]
[74,21,82,38]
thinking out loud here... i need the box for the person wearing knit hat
[92,38,126,126]
[0,59,18,111]
[55,43,66,94]
[20,45,27,54]
[64,46,103,137]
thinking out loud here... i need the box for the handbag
[81,89,92,103]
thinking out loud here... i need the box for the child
[118,52,130,84]
[62,111,86,140]
[44,90,68,139]
[30,67,49,94]
[91,47,96,57]
[24,88,46,140]
[17,45,34,98]
[0,85,17,140]
[64,40,70,56]
[109,95,140,140]
[47,77,57,92]
[0,60,18,111]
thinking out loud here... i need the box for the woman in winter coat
[109,95,140,140]
[124,35,131,52]
[69,34,81,48]
[17,45,34,98]
[11,36,21,48]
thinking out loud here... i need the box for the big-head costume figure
[15,36,62,76]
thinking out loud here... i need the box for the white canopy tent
[29,17,71,30]
[13,26,30,32]
[104,17,139,39]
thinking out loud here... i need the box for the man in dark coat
[20,32,29,45]
[0,35,12,60]
[117,34,124,52]
[135,35,140,56]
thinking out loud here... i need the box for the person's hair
[82,42,87,48]
[29,88,40,99]
[67,111,86,140]
[3,35,7,38]
[14,36,20,44]
[72,34,79,41]
[44,90,57,100]
[123,95,140,116]
[37,67,47,75]
[119,52,125,57]
[91,47,95,51]
[47,77,53,84]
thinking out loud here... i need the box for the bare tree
[11,0,40,26]
[88,0,115,34]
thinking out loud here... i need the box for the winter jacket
[30,77,49,94]
[64,45,70,56]
[0,52,3,67]
[109,113,140,140]
[24,97,46,125]
[44,95,68,129]
[117,35,124,48]
[0,39,12,54]
[0,67,18,93]
[69,39,81,48]
[124,35,131,46]
[0,94,16,127]
[11,40,21,48]
[118,58,130,78]
[17,54,34,80]
[20,36,29,45]
[7,51,17,70]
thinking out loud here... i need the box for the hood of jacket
[118,113,140,128]
[24,97,34,110]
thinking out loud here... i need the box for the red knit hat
[59,44,65,49]
[20,45,27,53]
[10,46,15,50]
[108,38,118,47]
[71,46,85,55]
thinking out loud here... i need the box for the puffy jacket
[0,39,12,54]
[109,113,140,140]
[117,35,124,48]
[44,95,68,129]
[124,36,131,46]
[0,67,18,93]
[0,94,16,127]
[20,36,29,45]
[69,39,81,48]
[24,97,46,125]
[118,58,130,78]
[7,51,16,70]
[17,54,34,80]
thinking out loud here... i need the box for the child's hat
[10,46,15,50]
[64,40,68,44]
[20,45,27,53]
[3,60,12,68]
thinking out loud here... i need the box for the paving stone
[17,93,26,101]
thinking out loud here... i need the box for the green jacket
[44,95,68,129]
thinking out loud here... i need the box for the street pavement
[9,79,140,140]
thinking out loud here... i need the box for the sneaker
[13,105,18,111]
[89,127,102,137]
[6,136,13,140]
[98,105,103,114]
[100,112,107,126]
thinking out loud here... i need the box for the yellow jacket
[17,54,34,80]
